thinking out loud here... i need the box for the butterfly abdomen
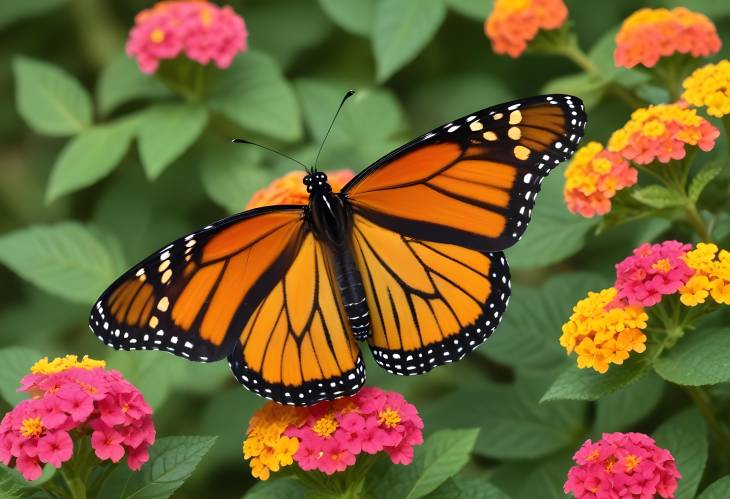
[331,251,370,341]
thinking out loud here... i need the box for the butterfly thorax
[304,172,371,341]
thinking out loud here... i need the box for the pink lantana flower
[126,1,248,73]
[614,241,694,306]
[565,432,680,499]
[0,355,156,480]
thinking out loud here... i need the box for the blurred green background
[1,0,730,497]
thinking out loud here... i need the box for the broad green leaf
[689,159,726,202]
[0,0,64,29]
[427,476,509,499]
[653,409,707,499]
[208,51,302,142]
[0,347,42,405]
[244,478,307,499]
[197,140,275,214]
[46,115,140,202]
[491,451,574,499]
[373,0,446,82]
[587,27,650,88]
[426,374,585,459]
[98,436,217,499]
[0,222,125,304]
[594,372,664,432]
[138,103,208,180]
[697,476,730,499]
[13,56,92,136]
[506,174,596,270]
[482,273,607,372]
[542,356,650,402]
[105,350,185,410]
[654,328,730,386]
[542,73,607,110]
[97,55,171,115]
[631,185,685,209]
[444,0,493,21]
[371,429,479,499]
[0,465,53,498]
[318,0,375,36]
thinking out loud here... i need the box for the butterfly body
[90,94,587,406]
[306,172,370,340]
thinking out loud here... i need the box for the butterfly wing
[343,94,587,252]
[89,206,306,363]
[351,214,510,374]
[227,232,364,405]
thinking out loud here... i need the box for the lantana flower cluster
[0,355,155,480]
[607,104,719,165]
[614,7,721,69]
[126,0,248,73]
[682,60,730,118]
[565,432,681,499]
[242,387,423,480]
[561,241,730,372]
[245,169,354,210]
[484,0,568,58]
[563,141,638,217]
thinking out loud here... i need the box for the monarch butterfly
[89,94,586,406]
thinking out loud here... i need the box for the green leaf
[244,478,307,499]
[689,159,726,202]
[208,50,301,142]
[105,350,185,410]
[0,465,52,498]
[426,476,509,499]
[631,185,685,209]
[97,55,172,115]
[506,173,596,270]
[491,451,574,499]
[697,476,730,499]
[0,222,125,304]
[0,347,42,405]
[138,103,207,180]
[318,0,375,36]
[654,328,730,386]
[425,374,585,460]
[444,0,493,21]
[594,372,664,432]
[653,408,708,499]
[371,429,479,499]
[0,0,64,29]
[202,388,264,467]
[542,356,650,402]
[587,27,650,88]
[46,116,140,202]
[542,73,607,110]
[372,0,446,82]
[197,139,276,214]
[98,436,217,499]
[482,273,607,372]
[13,56,92,136]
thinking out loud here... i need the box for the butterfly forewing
[89,206,306,363]
[343,94,587,252]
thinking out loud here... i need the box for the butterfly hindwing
[343,94,587,252]
[228,232,365,405]
[89,206,306,363]
[351,215,510,374]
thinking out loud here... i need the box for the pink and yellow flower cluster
[0,355,155,480]
[563,142,638,217]
[614,7,721,69]
[561,241,730,373]
[127,0,248,73]
[484,0,568,58]
[243,387,423,480]
[565,432,680,499]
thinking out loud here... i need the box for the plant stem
[683,386,730,450]
[685,202,711,241]
[59,468,87,499]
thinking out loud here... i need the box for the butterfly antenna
[313,89,355,172]
[231,138,312,173]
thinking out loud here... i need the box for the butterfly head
[303,171,331,193]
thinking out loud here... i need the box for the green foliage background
[1,0,730,497]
